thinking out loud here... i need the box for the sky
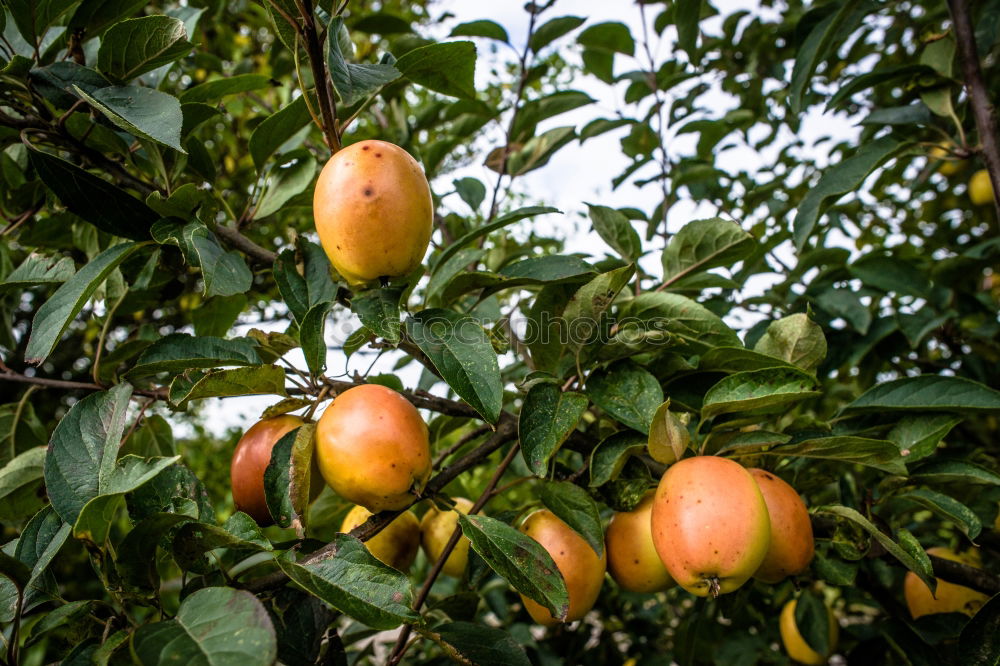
[191,0,861,437]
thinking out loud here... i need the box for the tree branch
[928,553,1000,596]
[386,441,522,666]
[948,0,1000,218]
[212,224,278,264]
[0,369,167,400]
[297,0,341,152]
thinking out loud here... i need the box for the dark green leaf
[395,41,476,99]
[845,376,1000,413]
[561,263,635,355]
[909,459,1000,486]
[763,436,906,475]
[753,313,827,372]
[698,347,795,373]
[450,20,508,42]
[957,592,1000,666]
[661,218,754,288]
[171,513,270,571]
[6,0,77,46]
[132,587,277,665]
[789,0,862,114]
[179,73,271,103]
[587,204,642,262]
[26,147,157,239]
[894,489,981,540]
[0,254,75,290]
[128,333,262,377]
[327,17,400,105]
[276,534,418,630]
[529,16,585,52]
[432,622,530,666]
[116,512,195,591]
[587,361,662,434]
[539,481,604,557]
[676,0,703,62]
[620,292,742,352]
[98,15,193,83]
[793,136,907,250]
[254,151,317,218]
[191,294,246,338]
[701,367,819,420]
[887,413,963,461]
[264,424,315,531]
[588,431,646,487]
[168,365,287,408]
[300,301,333,375]
[249,96,312,171]
[453,177,486,211]
[352,287,402,343]
[816,505,936,591]
[794,589,831,656]
[577,21,634,55]
[406,309,503,424]
[519,382,588,476]
[457,513,569,621]
[433,206,559,271]
[76,85,185,152]
[0,447,47,521]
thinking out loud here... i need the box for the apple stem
[709,577,721,598]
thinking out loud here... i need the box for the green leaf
[179,73,271,103]
[845,376,1000,413]
[116,512,195,591]
[511,90,595,142]
[813,287,872,334]
[957,592,1000,666]
[561,263,635,355]
[25,147,158,239]
[894,489,981,540]
[0,506,70,622]
[98,15,193,83]
[128,333,261,377]
[433,206,559,271]
[587,361,662,434]
[263,424,315,531]
[273,241,336,324]
[793,136,907,250]
[816,505,936,592]
[887,413,963,461]
[661,218,754,287]
[406,309,503,424]
[396,40,476,99]
[254,151,317,218]
[701,367,820,420]
[450,19,508,42]
[25,599,96,646]
[794,589,831,657]
[327,17,400,105]
[761,436,907,475]
[827,64,934,109]
[300,301,333,375]
[75,85,184,152]
[789,0,862,114]
[698,347,795,373]
[168,365,287,408]
[249,96,312,171]
[909,460,1000,486]
[753,314,827,372]
[539,481,604,557]
[518,382,588,476]
[453,177,486,211]
[132,587,277,665]
[42,383,131,524]
[432,622,531,666]
[6,0,77,46]
[457,513,569,621]
[276,534,418,630]
[577,21,634,55]
[620,292,742,352]
[439,255,595,304]
[587,204,642,262]
[588,431,646,487]
[191,294,246,338]
[352,287,402,344]
[171,513,271,571]
[675,0,703,62]
[506,125,577,175]
[848,253,933,299]
[0,447,47,521]
[151,219,253,298]
[0,254,75,290]
[73,455,180,543]
[529,16,585,52]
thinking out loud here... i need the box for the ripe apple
[969,169,994,206]
[420,497,474,578]
[313,139,432,285]
[230,415,306,526]
[315,384,431,512]
[518,509,606,625]
[605,491,674,593]
[650,456,770,596]
[341,504,420,572]
[904,546,988,619]
[779,598,839,665]
[749,468,814,583]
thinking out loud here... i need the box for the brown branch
[928,553,1000,596]
[296,0,341,152]
[212,224,278,264]
[386,441,522,666]
[0,370,167,400]
[432,424,491,469]
[948,0,1000,218]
